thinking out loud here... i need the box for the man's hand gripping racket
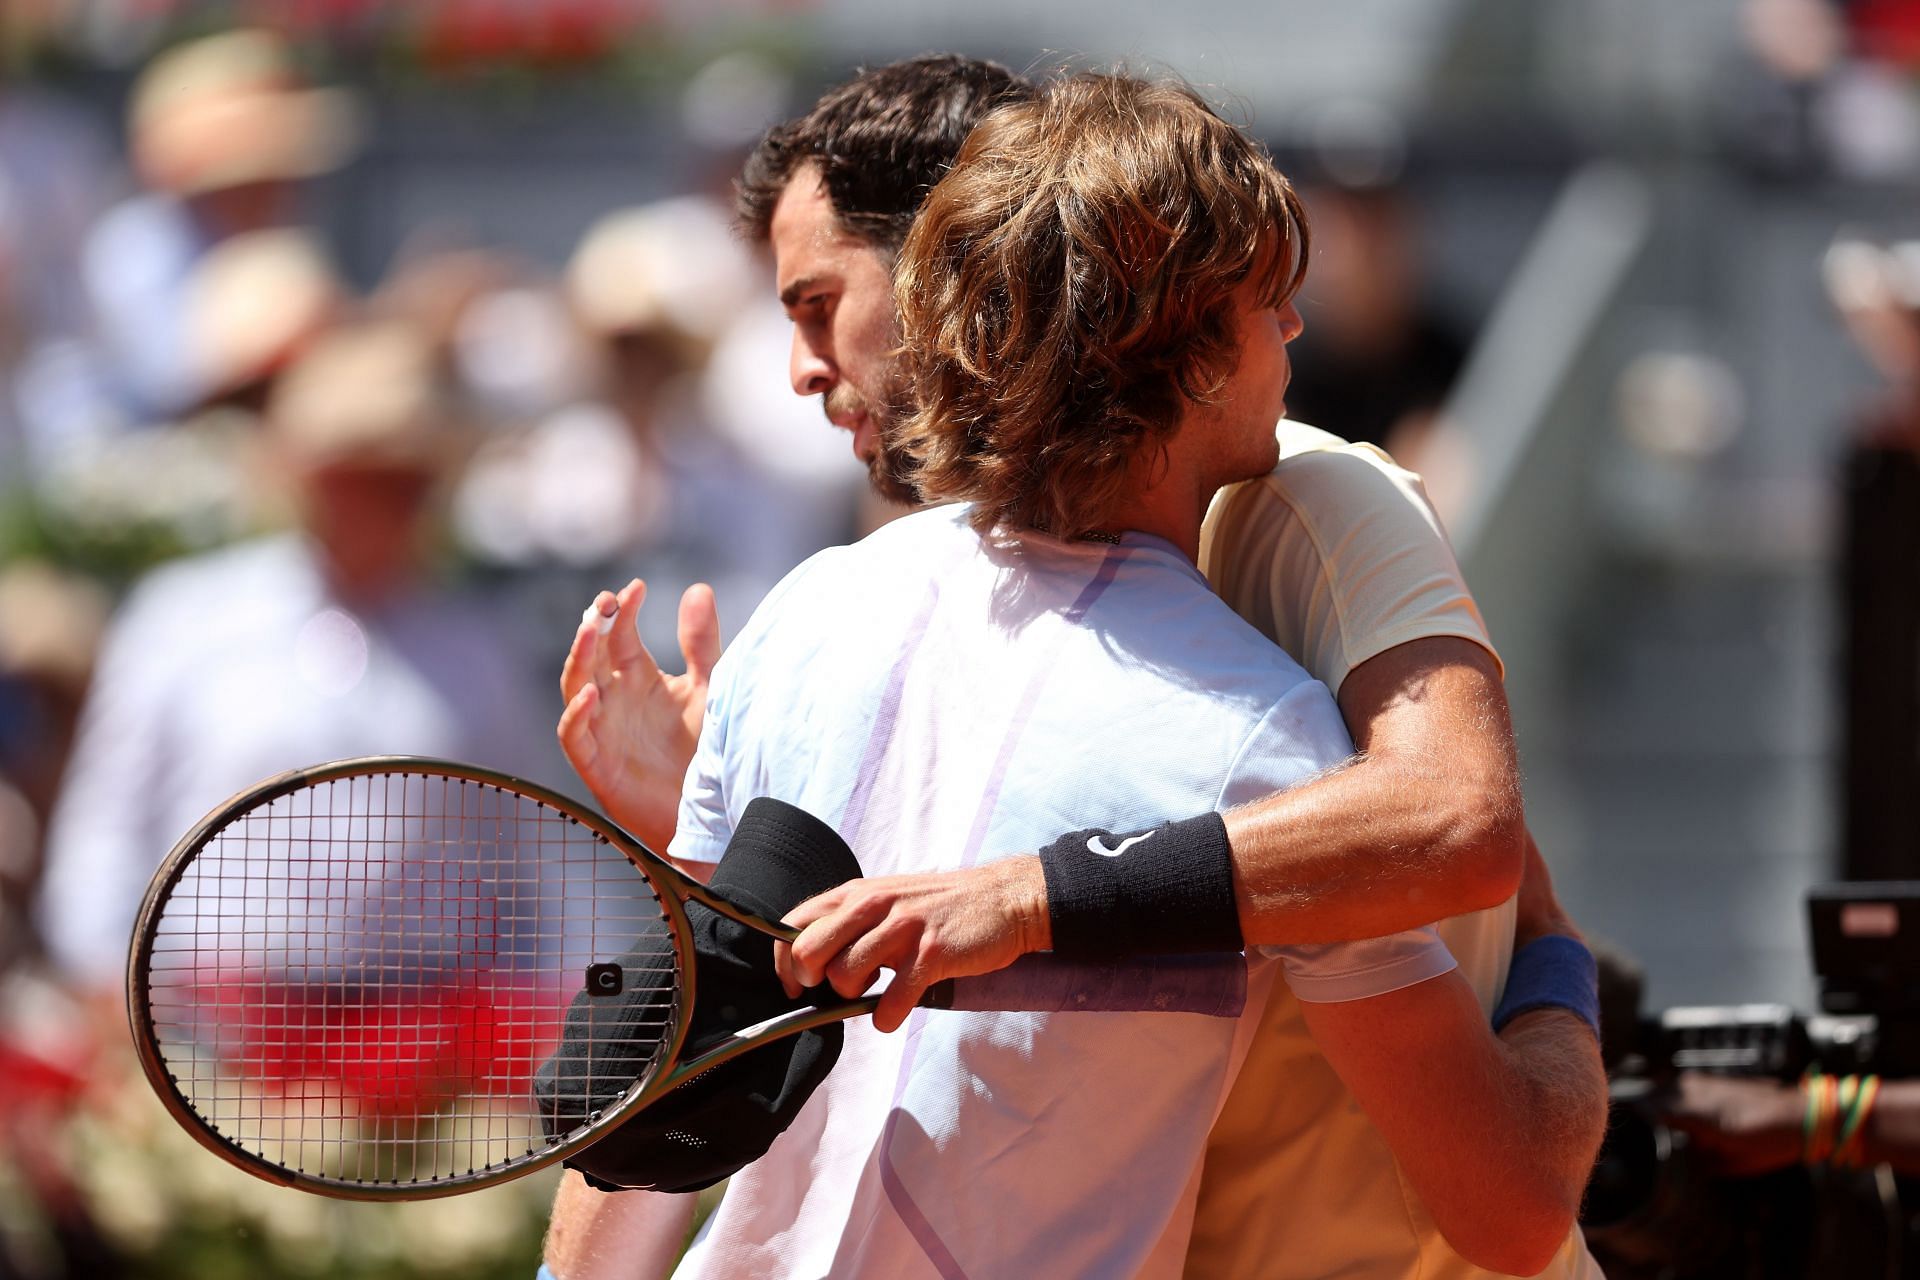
[127,758,1248,1200]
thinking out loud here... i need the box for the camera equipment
[1581,883,1920,1278]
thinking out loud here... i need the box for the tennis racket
[128,757,1247,1200]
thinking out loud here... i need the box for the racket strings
[141,769,683,1190]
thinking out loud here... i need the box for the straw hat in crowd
[130,29,360,197]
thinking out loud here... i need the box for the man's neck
[1087,451,1212,563]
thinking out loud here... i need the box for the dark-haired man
[552,62,1605,1280]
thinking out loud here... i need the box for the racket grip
[925,952,1246,1018]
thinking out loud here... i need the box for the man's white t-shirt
[666,505,1452,1280]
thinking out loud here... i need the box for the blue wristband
[1493,934,1600,1038]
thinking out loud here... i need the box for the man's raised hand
[557,578,720,852]
[774,857,1053,1033]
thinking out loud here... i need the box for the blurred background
[0,0,1916,1276]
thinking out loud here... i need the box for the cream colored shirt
[1199,420,1500,697]
[1187,422,1601,1279]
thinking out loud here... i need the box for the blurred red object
[1850,0,1920,66]
[415,0,633,73]
[0,1039,89,1117]
[184,969,566,1120]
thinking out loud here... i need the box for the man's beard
[824,383,920,507]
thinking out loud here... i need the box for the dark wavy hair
[736,54,1037,252]
[892,72,1310,540]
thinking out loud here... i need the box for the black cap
[533,798,862,1193]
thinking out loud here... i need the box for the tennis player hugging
[544,69,1608,1280]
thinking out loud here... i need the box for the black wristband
[1037,812,1242,959]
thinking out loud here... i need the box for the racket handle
[923,952,1246,1018]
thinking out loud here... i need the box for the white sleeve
[1263,931,1459,1004]
[1218,680,1459,1004]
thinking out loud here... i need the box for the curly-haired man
[547,69,1604,1280]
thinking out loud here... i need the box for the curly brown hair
[892,72,1309,540]
[736,55,1036,252]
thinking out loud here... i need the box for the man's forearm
[544,1171,695,1280]
[776,790,1522,1007]
[1301,980,1606,1276]
[1432,1008,1608,1272]
[1663,1074,1920,1178]
[1495,1008,1612,1195]
[1223,751,1523,946]
[1223,636,1526,946]
[1855,1080,1920,1174]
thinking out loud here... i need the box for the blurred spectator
[0,71,123,482]
[185,225,344,412]
[1283,156,1469,460]
[35,320,554,994]
[0,568,114,1279]
[1824,236,1920,393]
[20,228,345,586]
[375,244,523,370]
[1823,237,1920,882]
[79,28,358,422]
[0,564,109,972]
[1728,0,1920,179]
[0,67,121,342]
[453,198,839,658]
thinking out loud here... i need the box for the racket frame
[127,756,743,1200]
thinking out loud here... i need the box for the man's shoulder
[724,507,973,655]
[1269,420,1416,492]
[850,503,975,553]
[774,506,971,593]
[1100,546,1322,695]
[1204,420,1438,556]
[1273,419,1365,461]
[1088,560,1354,792]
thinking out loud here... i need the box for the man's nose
[1278,301,1305,344]
[790,328,836,397]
